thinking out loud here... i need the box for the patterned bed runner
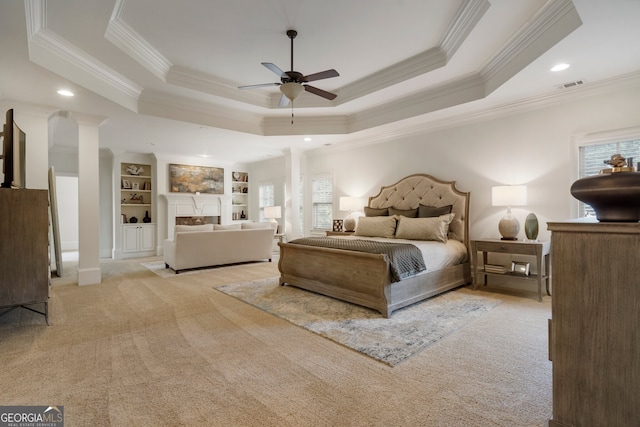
[289,237,426,282]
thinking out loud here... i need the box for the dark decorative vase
[570,171,640,222]
[143,211,151,223]
[129,216,138,224]
[524,213,539,240]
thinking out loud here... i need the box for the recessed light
[304,137,312,142]
[198,153,211,158]
[57,89,74,97]
[551,63,570,72]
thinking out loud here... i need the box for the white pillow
[354,216,398,238]
[174,224,213,239]
[213,224,241,230]
[394,214,455,242]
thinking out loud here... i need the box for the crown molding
[138,90,263,135]
[323,71,640,155]
[25,0,142,111]
[440,0,491,59]
[261,115,349,136]
[105,0,172,81]
[481,0,582,94]
[166,66,268,107]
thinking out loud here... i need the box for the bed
[278,174,471,317]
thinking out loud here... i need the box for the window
[259,182,274,222]
[311,173,333,230]
[578,138,639,217]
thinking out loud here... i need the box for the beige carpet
[0,256,553,426]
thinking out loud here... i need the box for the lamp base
[343,217,356,232]
[498,215,520,240]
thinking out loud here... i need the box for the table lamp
[263,205,281,233]
[492,185,527,240]
[339,197,362,232]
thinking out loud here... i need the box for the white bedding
[328,235,468,274]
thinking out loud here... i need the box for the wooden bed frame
[278,174,471,317]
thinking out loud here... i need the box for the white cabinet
[122,224,155,257]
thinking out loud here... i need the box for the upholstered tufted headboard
[367,174,470,249]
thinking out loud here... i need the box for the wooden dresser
[0,189,50,323]
[547,219,640,426]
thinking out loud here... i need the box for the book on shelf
[484,264,507,274]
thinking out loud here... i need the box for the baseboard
[78,267,101,286]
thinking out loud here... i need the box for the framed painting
[169,164,224,194]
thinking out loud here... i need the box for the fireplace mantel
[161,193,231,238]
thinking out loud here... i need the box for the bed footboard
[278,241,393,317]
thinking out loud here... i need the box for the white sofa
[163,223,276,273]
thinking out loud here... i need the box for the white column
[77,120,102,285]
[283,147,303,239]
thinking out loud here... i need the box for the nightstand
[472,238,551,302]
[325,231,355,236]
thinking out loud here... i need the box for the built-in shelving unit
[119,162,155,258]
[231,171,249,221]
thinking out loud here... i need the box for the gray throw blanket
[289,237,426,282]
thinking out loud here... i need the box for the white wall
[55,175,79,251]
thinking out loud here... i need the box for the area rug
[141,260,270,278]
[214,278,502,366]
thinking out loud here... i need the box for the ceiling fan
[238,30,339,108]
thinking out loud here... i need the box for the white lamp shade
[492,185,527,207]
[339,196,362,212]
[280,82,304,101]
[263,206,281,220]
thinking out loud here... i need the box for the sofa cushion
[241,222,276,230]
[174,224,213,239]
[214,224,242,230]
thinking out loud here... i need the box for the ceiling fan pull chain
[291,102,294,124]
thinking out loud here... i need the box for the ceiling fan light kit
[280,82,304,101]
[238,29,339,122]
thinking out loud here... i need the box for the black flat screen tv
[1,109,26,188]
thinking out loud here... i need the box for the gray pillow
[418,204,453,218]
[364,207,389,217]
[389,207,418,218]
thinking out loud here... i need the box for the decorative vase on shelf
[129,216,138,224]
[524,213,539,240]
[143,211,151,223]
[240,210,246,219]
[570,154,640,222]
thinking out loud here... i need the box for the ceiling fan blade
[238,82,280,90]
[278,94,290,107]
[262,62,287,78]
[304,85,337,100]
[303,69,339,82]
